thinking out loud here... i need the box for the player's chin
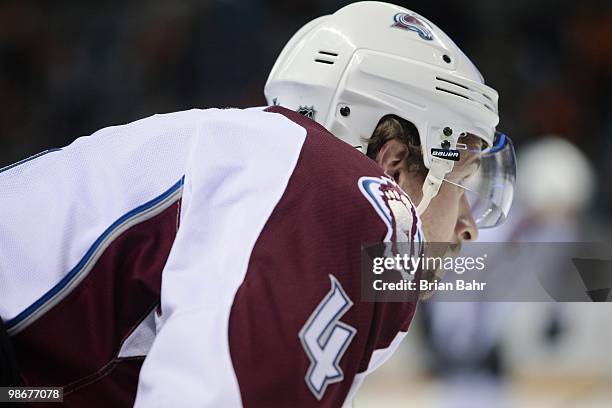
[418,243,461,301]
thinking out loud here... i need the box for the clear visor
[445,132,516,229]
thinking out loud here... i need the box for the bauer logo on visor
[431,148,460,161]
[391,13,434,41]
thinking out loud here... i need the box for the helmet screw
[340,106,351,117]
[441,140,451,149]
[443,127,453,136]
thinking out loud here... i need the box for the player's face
[375,137,480,245]
[407,153,480,244]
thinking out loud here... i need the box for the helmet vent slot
[436,77,496,113]
[436,76,469,90]
[483,103,495,112]
[314,50,339,65]
[435,87,469,100]
[482,92,494,102]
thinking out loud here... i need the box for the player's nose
[455,194,478,242]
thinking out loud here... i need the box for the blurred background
[1,0,610,406]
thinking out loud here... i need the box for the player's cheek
[443,188,463,241]
[434,188,459,242]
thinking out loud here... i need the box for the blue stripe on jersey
[5,177,185,331]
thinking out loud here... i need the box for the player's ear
[374,138,409,182]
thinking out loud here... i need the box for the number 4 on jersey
[299,275,357,400]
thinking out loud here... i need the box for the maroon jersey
[2,106,422,407]
[228,107,422,407]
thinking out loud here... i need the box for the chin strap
[416,172,442,216]
[416,158,454,216]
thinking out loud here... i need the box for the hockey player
[0,2,515,407]
[263,0,515,288]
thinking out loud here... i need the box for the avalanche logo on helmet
[391,12,434,41]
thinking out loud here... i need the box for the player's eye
[460,174,473,184]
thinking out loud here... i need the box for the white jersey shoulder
[0,107,305,324]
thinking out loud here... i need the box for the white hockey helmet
[265,1,515,228]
